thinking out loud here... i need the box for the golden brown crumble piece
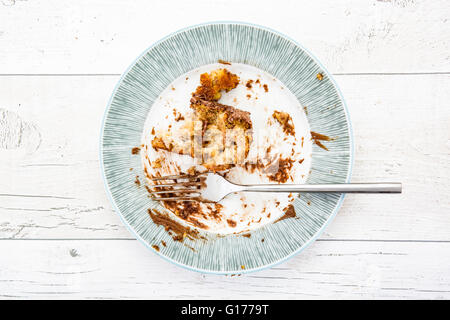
[316,73,324,81]
[267,158,295,183]
[272,111,295,136]
[151,136,168,151]
[193,69,240,101]
[151,158,162,168]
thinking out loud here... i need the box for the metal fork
[148,172,402,203]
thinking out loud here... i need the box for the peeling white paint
[0,108,41,153]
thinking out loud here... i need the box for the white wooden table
[1,0,449,299]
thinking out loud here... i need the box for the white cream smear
[141,63,312,234]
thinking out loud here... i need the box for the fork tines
[148,173,204,201]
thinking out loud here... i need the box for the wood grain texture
[0,239,449,299]
[0,0,449,74]
[0,74,448,240]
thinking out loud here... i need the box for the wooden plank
[0,0,449,74]
[0,239,449,299]
[0,74,449,240]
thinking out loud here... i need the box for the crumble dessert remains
[193,68,240,101]
[218,59,231,65]
[190,96,252,171]
[272,111,295,136]
[141,64,315,235]
[151,69,252,172]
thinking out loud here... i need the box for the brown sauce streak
[148,209,200,242]
[267,158,295,183]
[311,131,333,151]
[276,204,296,222]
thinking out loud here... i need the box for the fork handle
[239,183,402,193]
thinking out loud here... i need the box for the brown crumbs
[276,204,296,222]
[151,158,162,168]
[152,245,160,251]
[246,94,251,99]
[311,131,333,151]
[263,84,268,92]
[267,158,295,183]
[161,240,166,247]
[227,219,237,228]
[316,73,324,81]
[272,111,295,136]
[242,233,251,238]
[218,59,231,65]
[148,209,200,242]
[245,79,253,89]
[134,176,140,186]
[131,147,140,155]
[175,113,184,122]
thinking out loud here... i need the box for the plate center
[141,63,312,234]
